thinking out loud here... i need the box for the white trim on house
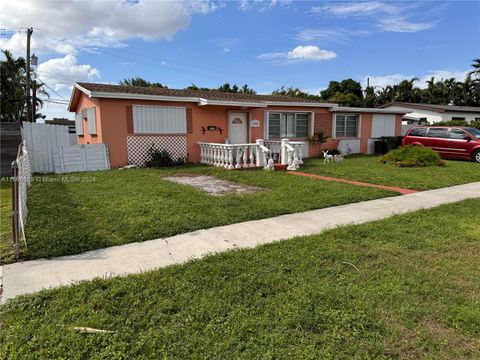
[264,110,269,139]
[333,113,360,139]
[68,83,92,111]
[358,114,362,139]
[268,101,337,108]
[265,110,310,140]
[310,111,315,137]
[330,106,405,114]
[198,98,267,107]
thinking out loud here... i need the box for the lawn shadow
[25,178,109,260]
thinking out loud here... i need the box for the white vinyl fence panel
[133,105,187,134]
[22,122,70,173]
[53,144,110,174]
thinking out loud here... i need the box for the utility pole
[25,27,33,122]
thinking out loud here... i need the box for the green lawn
[1,199,479,359]
[10,166,393,262]
[302,155,480,190]
[0,181,13,262]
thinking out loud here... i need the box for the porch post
[255,139,264,167]
[280,138,290,165]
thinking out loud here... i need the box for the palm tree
[1,50,50,122]
[0,50,27,122]
[469,58,480,79]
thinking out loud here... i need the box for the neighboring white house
[377,102,480,124]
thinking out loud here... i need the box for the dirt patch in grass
[163,174,266,196]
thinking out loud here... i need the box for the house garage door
[372,114,396,138]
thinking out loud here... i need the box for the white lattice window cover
[127,135,188,166]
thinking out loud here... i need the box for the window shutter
[126,105,133,134]
[88,107,97,135]
[186,108,193,133]
[132,105,187,134]
[75,112,84,135]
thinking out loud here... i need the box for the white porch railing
[198,142,260,169]
[198,139,304,171]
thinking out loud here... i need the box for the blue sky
[1,1,479,119]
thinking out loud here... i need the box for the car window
[409,128,426,137]
[466,128,480,140]
[427,128,448,138]
[449,129,467,140]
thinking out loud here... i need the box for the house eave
[68,84,93,112]
[198,98,268,107]
[267,101,337,108]
[330,106,407,114]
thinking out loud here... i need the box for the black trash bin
[374,140,387,155]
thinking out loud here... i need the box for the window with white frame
[268,112,308,139]
[335,114,358,138]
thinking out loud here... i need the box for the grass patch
[18,166,393,262]
[1,199,479,358]
[303,155,480,190]
[0,181,17,264]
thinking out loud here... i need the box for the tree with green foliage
[0,50,47,122]
[119,77,167,88]
[320,79,364,106]
[272,86,320,100]
[363,86,377,107]
[186,82,256,94]
[469,58,480,79]
[216,83,256,94]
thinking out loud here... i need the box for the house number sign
[250,120,260,127]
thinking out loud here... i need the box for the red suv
[402,126,480,163]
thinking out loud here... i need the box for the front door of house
[229,112,248,144]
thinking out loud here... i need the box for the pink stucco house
[68,82,405,168]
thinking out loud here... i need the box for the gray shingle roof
[76,82,327,104]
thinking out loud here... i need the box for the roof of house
[377,102,480,113]
[68,82,406,115]
[45,119,75,126]
[69,82,337,111]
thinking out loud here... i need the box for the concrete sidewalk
[1,182,479,303]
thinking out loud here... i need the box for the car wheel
[474,150,480,163]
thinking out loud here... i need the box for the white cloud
[418,70,470,86]
[292,28,369,43]
[362,74,411,89]
[312,1,436,33]
[223,47,230,53]
[0,0,217,120]
[0,0,218,56]
[363,69,470,89]
[288,46,337,61]
[36,55,100,93]
[259,45,336,64]
[239,0,291,12]
[312,2,395,16]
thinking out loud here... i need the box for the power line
[32,27,326,90]
[36,79,69,100]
